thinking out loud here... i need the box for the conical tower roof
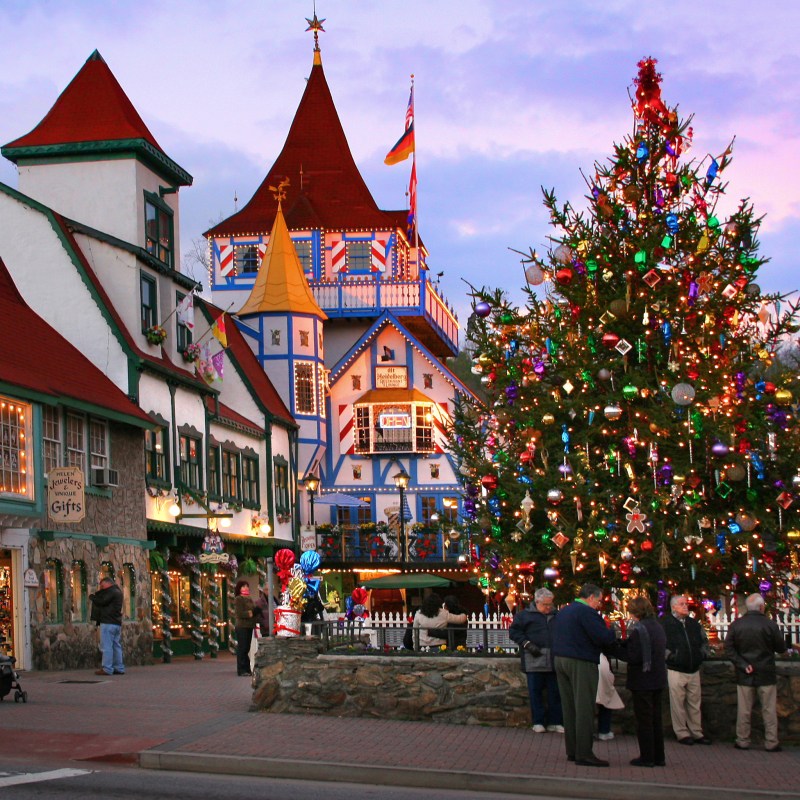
[2,50,191,186]
[207,51,397,237]
[237,190,327,319]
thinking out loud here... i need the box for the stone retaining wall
[252,637,800,744]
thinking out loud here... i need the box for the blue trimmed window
[346,240,371,273]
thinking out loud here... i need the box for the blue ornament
[636,141,649,162]
[299,550,321,575]
[662,321,672,346]
[706,158,719,185]
[716,533,727,553]
[665,213,679,234]
[561,424,570,452]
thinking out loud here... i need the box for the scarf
[632,619,652,672]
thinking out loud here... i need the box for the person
[661,595,712,745]
[509,588,563,733]
[429,595,469,649]
[255,589,271,638]
[233,579,258,676]
[89,576,124,676]
[596,653,623,740]
[724,593,787,752]
[412,593,467,650]
[616,596,667,768]
[551,583,615,767]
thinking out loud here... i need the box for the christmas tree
[450,59,800,609]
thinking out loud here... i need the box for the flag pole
[411,75,419,263]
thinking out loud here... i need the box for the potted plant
[182,342,201,363]
[146,324,167,345]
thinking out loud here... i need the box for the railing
[315,526,467,564]
[312,611,516,653]
[708,609,800,645]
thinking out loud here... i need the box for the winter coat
[661,613,708,674]
[509,607,557,672]
[234,595,257,629]
[89,583,123,626]
[723,611,786,686]
[551,600,615,664]
[617,618,668,692]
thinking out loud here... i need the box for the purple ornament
[475,301,492,318]
[505,383,518,402]
[711,441,729,457]
[759,580,772,594]
[533,361,546,376]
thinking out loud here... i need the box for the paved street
[0,653,797,800]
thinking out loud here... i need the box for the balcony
[309,277,459,357]
[315,524,467,566]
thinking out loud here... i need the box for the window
[420,496,437,525]
[242,453,259,507]
[144,195,173,266]
[353,402,436,456]
[121,564,136,620]
[0,396,32,499]
[294,362,316,414]
[273,458,289,515]
[221,449,240,501]
[66,412,86,472]
[207,444,221,499]
[294,239,313,275]
[89,418,109,470]
[42,405,61,476]
[70,561,87,623]
[43,559,63,623]
[442,496,459,524]
[140,273,158,332]
[176,292,193,353]
[145,427,168,483]
[179,434,201,490]
[346,241,371,273]
[234,245,259,275]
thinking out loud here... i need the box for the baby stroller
[0,654,26,703]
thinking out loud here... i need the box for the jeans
[632,689,665,764]
[99,623,124,675]
[526,671,563,726]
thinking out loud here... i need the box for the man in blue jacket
[552,583,615,767]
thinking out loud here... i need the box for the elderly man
[661,595,712,745]
[724,594,787,752]
[552,584,615,767]
[509,587,563,733]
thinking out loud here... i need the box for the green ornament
[681,175,693,188]
[594,527,608,539]
[587,333,597,354]
[586,259,598,274]
[746,488,758,504]
[500,311,514,325]
[708,216,719,229]
[634,250,647,264]
[661,235,673,248]
[622,384,638,400]
[715,482,732,499]
[650,498,661,511]
[540,533,551,545]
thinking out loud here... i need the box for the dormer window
[144,192,173,267]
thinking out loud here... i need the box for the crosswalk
[0,768,91,788]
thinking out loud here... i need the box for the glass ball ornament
[542,413,556,425]
[604,404,623,421]
[711,441,729,457]
[525,264,546,285]
[555,267,574,285]
[608,299,627,318]
[480,474,498,491]
[632,565,643,574]
[641,539,654,552]
[622,384,638,400]
[597,368,612,382]
[726,464,746,482]
[671,383,696,406]
[553,244,573,263]
[735,512,757,532]
[546,488,564,505]
[475,301,492,318]
[620,546,633,561]
[601,332,621,349]
[774,388,793,406]
[543,566,560,580]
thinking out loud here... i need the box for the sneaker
[532,724,546,733]
[546,725,565,734]
[597,732,614,741]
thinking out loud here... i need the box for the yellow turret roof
[236,199,327,319]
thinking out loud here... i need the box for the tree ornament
[626,510,647,533]
[604,404,623,421]
[475,301,492,318]
[671,383,695,406]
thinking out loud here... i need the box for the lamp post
[393,469,410,562]
[304,475,319,526]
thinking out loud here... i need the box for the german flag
[384,122,415,166]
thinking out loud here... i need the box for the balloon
[299,550,321,575]
[352,587,368,606]
[275,548,295,571]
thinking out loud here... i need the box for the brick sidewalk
[1,655,797,798]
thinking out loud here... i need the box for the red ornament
[555,267,574,285]
[601,332,621,349]
[641,540,654,552]
[481,474,498,491]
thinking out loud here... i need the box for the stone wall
[252,637,800,744]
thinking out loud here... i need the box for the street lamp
[304,474,319,526]
[393,469,410,562]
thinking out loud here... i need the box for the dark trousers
[632,689,665,764]
[597,705,613,735]
[555,656,599,761]
[236,627,253,675]
[527,671,563,726]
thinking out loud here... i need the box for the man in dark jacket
[661,595,712,745]
[724,593,787,752]
[509,587,563,733]
[89,576,124,676]
[551,584,615,767]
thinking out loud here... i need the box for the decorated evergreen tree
[450,59,800,609]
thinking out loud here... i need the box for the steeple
[237,180,327,319]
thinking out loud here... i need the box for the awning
[313,492,370,507]
[362,573,452,590]
[353,387,434,405]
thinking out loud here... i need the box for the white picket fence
[708,609,800,645]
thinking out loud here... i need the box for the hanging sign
[24,568,39,588]
[47,466,85,523]
[375,366,408,389]
[300,525,317,552]
[199,531,230,563]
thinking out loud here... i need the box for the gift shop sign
[375,366,408,389]
[47,466,85,523]
[300,525,317,552]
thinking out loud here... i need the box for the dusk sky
[1,1,797,330]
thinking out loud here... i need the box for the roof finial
[269,178,290,207]
[305,4,325,58]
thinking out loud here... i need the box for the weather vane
[305,6,326,52]
[269,178,290,204]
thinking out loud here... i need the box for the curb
[138,750,799,800]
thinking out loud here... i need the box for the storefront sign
[47,466,85,523]
[199,532,230,564]
[300,525,317,552]
[375,366,408,389]
[378,411,411,429]
[23,568,39,588]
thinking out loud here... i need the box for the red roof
[206,57,399,238]
[3,50,164,153]
[198,299,296,427]
[0,257,150,424]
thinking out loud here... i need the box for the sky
[1,0,798,331]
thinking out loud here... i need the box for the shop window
[242,453,259,507]
[234,245,259,274]
[208,444,221,500]
[179,434,202,490]
[442,496,459,524]
[70,561,87,623]
[420,496,437,524]
[415,405,434,452]
[294,362,316,414]
[145,427,168,483]
[221,449,240,501]
[42,405,62,476]
[121,563,136,620]
[176,291,193,352]
[353,402,435,456]
[43,559,63,624]
[144,193,173,266]
[140,272,158,332]
[273,458,289,515]
[0,396,33,499]
[89,418,109,470]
